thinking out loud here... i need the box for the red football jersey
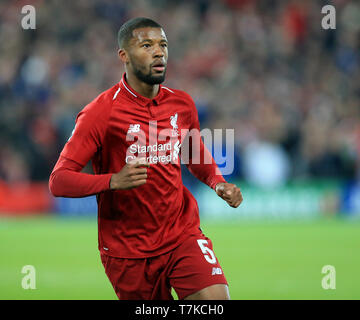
[50,74,226,258]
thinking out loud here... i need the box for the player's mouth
[151,61,166,72]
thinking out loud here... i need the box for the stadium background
[1,0,359,299]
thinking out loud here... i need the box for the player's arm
[49,101,149,198]
[49,100,112,198]
[184,98,243,208]
[49,155,112,198]
[49,156,149,197]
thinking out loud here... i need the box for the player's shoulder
[80,83,120,117]
[161,85,196,107]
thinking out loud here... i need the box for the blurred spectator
[243,141,290,188]
[0,0,359,186]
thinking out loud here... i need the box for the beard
[131,59,166,85]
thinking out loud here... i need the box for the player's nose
[153,44,165,58]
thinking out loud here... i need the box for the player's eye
[142,43,151,48]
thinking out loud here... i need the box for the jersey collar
[119,73,164,107]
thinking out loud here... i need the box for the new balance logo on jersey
[212,267,223,275]
[128,124,140,133]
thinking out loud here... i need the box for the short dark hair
[118,17,163,49]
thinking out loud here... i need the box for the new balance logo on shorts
[212,267,223,275]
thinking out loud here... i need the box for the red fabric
[0,181,52,214]
[283,3,307,43]
[100,233,228,300]
[49,156,112,198]
[49,73,226,258]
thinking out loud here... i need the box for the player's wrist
[109,174,117,190]
[215,182,225,193]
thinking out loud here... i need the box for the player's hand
[215,183,243,208]
[110,158,150,190]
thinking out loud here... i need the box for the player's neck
[125,73,159,99]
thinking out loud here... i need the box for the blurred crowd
[0,0,359,187]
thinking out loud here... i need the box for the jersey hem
[98,227,203,259]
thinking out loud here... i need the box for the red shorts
[100,233,228,300]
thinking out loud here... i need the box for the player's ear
[118,49,129,64]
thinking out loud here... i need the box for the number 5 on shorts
[197,239,217,264]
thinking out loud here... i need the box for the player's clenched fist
[110,159,150,190]
[215,183,243,208]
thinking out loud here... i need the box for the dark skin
[119,27,168,98]
[110,28,168,190]
[110,27,243,300]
